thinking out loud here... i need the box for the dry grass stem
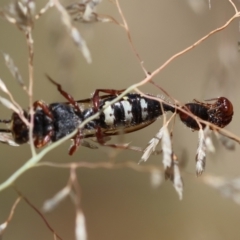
[15,188,63,240]
[0,197,21,236]
[228,0,238,13]
[115,0,148,75]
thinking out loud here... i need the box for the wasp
[178,97,234,130]
[0,76,175,155]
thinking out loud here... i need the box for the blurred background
[1,0,240,239]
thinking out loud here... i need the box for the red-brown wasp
[178,97,234,130]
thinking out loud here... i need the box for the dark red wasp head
[208,97,233,128]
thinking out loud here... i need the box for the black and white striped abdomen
[98,94,173,128]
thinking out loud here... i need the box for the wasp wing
[0,132,19,146]
[103,119,157,136]
[81,119,157,139]
[54,94,117,112]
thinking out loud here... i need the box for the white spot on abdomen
[140,98,148,120]
[103,101,115,126]
[121,100,133,124]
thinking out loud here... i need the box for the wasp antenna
[204,97,218,102]
[45,74,59,87]
[0,119,11,124]
[45,74,81,113]
[193,99,201,103]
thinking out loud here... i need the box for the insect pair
[0,76,234,155]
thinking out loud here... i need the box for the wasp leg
[95,126,108,144]
[204,97,218,102]
[69,130,83,155]
[33,101,53,119]
[92,89,126,143]
[91,89,125,146]
[193,99,211,107]
[34,130,54,148]
[92,89,125,112]
[46,75,81,113]
[32,101,54,148]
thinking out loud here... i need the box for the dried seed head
[150,169,163,188]
[0,97,20,114]
[54,0,92,63]
[2,53,25,88]
[0,78,9,94]
[196,129,206,176]
[164,153,183,200]
[216,134,235,151]
[66,0,105,23]
[161,125,172,169]
[42,186,71,212]
[173,160,183,200]
[203,175,240,205]
[204,126,215,153]
[6,0,35,30]
[140,126,164,162]
[75,210,87,240]
[0,222,7,234]
[0,133,19,147]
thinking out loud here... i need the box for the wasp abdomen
[98,94,174,128]
[178,103,209,130]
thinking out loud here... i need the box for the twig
[0,197,21,236]
[25,30,36,156]
[35,161,163,173]
[115,0,148,75]
[228,0,238,13]
[15,188,63,240]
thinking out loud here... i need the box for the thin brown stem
[15,188,63,240]
[115,0,148,75]
[0,197,22,236]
